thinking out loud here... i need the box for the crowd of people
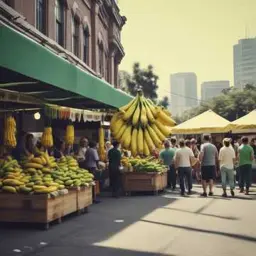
[160,134,255,197]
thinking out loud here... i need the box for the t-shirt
[238,144,254,166]
[77,147,87,161]
[85,148,99,168]
[108,148,121,168]
[160,148,176,166]
[200,143,218,166]
[175,147,194,167]
[219,146,235,169]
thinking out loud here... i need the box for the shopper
[170,136,178,149]
[219,138,236,197]
[191,138,201,183]
[238,136,254,195]
[77,137,88,167]
[175,139,194,196]
[199,134,218,197]
[85,141,100,203]
[160,140,176,190]
[108,141,122,198]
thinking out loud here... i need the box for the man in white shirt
[219,138,236,197]
[175,139,194,196]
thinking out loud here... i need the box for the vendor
[77,137,88,168]
[54,140,66,159]
[23,133,36,157]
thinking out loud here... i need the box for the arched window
[98,43,104,75]
[36,0,47,34]
[55,0,64,46]
[83,28,90,64]
[71,15,80,57]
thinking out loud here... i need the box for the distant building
[170,72,198,116]
[201,80,230,101]
[233,38,256,89]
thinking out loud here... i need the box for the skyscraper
[170,73,198,116]
[233,38,256,89]
[201,80,230,101]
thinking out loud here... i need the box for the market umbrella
[171,109,231,134]
[230,109,256,131]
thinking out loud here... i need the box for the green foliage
[175,84,256,123]
[125,63,159,100]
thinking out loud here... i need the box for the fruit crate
[0,187,93,229]
[122,171,167,195]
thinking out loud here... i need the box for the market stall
[110,90,176,194]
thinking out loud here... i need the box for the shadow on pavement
[141,219,256,244]
[0,195,176,255]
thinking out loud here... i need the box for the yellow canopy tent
[171,109,231,134]
[230,109,256,132]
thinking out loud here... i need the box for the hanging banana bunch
[98,127,105,161]
[4,116,17,148]
[110,90,176,157]
[41,126,53,148]
[65,124,75,145]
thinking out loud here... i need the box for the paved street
[1,185,256,256]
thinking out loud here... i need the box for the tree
[126,63,159,100]
[175,85,256,123]
[159,96,169,109]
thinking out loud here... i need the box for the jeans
[178,167,192,194]
[168,165,176,189]
[220,166,235,190]
[239,164,252,190]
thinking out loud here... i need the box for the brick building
[1,0,125,87]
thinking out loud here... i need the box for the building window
[55,0,64,46]
[36,0,47,34]
[98,44,104,75]
[72,15,79,57]
[3,0,14,7]
[83,28,89,64]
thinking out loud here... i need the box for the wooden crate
[122,172,167,195]
[63,189,77,216]
[77,186,93,211]
[0,193,63,224]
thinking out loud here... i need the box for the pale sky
[118,0,256,99]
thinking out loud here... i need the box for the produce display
[98,127,105,161]
[0,154,94,195]
[41,126,54,148]
[121,156,167,173]
[65,124,75,145]
[3,116,17,148]
[110,91,176,156]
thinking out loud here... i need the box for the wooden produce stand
[122,172,167,195]
[0,186,92,229]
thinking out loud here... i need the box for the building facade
[170,72,198,116]
[233,38,256,89]
[201,80,230,101]
[2,0,126,88]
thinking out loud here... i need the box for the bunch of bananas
[98,127,105,161]
[110,91,176,157]
[65,124,74,145]
[41,127,53,148]
[3,116,17,148]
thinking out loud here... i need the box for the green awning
[0,24,132,109]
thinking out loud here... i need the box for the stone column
[65,3,72,52]
[47,0,55,40]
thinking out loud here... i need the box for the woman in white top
[219,138,236,197]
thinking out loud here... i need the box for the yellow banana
[155,119,172,137]
[143,140,150,156]
[110,112,122,132]
[114,122,127,141]
[151,123,166,142]
[123,94,139,121]
[139,97,148,127]
[137,127,144,154]
[144,128,155,152]
[120,125,132,149]
[145,99,157,117]
[119,96,137,112]
[131,128,138,157]
[111,118,125,136]
[156,107,176,127]
[144,101,155,123]
[147,126,162,148]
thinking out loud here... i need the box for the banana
[137,127,144,154]
[115,122,127,141]
[143,140,150,156]
[151,123,166,141]
[131,128,138,157]
[155,119,172,137]
[120,125,132,149]
[143,100,155,123]
[111,118,125,136]
[147,126,162,149]
[110,112,122,132]
[119,96,137,112]
[144,128,155,152]
[145,99,157,117]
[155,107,176,127]
[139,97,148,127]
[122,94,139,121]
[132,99,141,126]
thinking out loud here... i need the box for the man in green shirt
[238,136,254,195]
[160,140,176,190]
